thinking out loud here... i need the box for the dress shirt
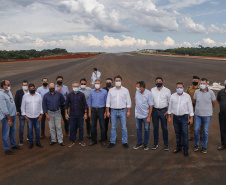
[135,89,154,119]
[37,86,49,99]
[42,91,65,113]
[55,85,69,101]
[88,88,107,108]
[217,88,226,114]
[91,71,101,85]
[21,92,43,118]
[168,92,194,116]
[79,87,92,104]
[0,89,16,120]
[65,91,87,116]
[14,89,26,114]
[151,86,171,109]
[106,86,132,109]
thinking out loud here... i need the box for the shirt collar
[200,88,209,92]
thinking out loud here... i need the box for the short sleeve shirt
[217,89,226,114]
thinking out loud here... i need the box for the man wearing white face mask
[88,79,107,147]
[15,80,29,146]
[168,82,194,157]
[106,75,132,148]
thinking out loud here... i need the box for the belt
[112,108,126,111]
[48,109,59,112]
[153,107,167,111]
[174,114,188,118]
[92,107,105,110]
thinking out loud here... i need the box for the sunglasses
[81,83,86,85]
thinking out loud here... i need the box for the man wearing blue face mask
[168,82,194,157]
[193,78,216,154]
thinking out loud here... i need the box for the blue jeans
[152,108,168,145]
[19,115,28,141]
[91,108,105,142]
[110,109,128,144]
[1,116,17,151]
[136,118,150,145]
[27,117,40,143]
[194,114,212,148]
[69,115,84,142]
[173,115,189,151]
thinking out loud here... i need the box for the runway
[0,53,226,185]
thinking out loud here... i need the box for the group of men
[0,68,226,157]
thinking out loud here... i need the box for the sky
[0,0,226,52]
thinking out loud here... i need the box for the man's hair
[95,79,101,83]
[155,77,163,81]
[22,80,28,84]
[114,75,122,81]
[80,78,87,83]
[137,81,146,88]
[1,80,6,88]
[42,78,48,81]
[106,78,113,82]
[56,76,63,80]
[28,83,35,88]
[72,82,79,85]
[93,68,97,71]
[176,81,184,87]
[200,78,208,83]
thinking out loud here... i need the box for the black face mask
[106,83,112,88]
[49,88,55,92]
[29,90,36,94]
[192,82,198,86]
[57,81,63,85]
[43,82,48,87]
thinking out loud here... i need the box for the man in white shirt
[168,82,194,157]
[21,83,44,149]
[106,75,132,148]
[90,68,101,87]
[151,77,171,151]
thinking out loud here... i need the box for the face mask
[200,84,206,90]
[22,86,28,91]
[29,90,36,94]
[106,83,112,88]
[136,87,140,92]
[81,85,86,89]
[73,87,79,92]
[176,88,184,94]
[95,84,100,89]
[115,82,121,87]
[7,86,11,91]
[57,81,63,85]
[43,82,48,87]
[49,88,55,92]
[192,82,198,86]
[156,83,163,88]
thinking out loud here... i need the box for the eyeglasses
[81,83,86,85]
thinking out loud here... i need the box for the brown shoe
[89,141,97,146]
[68,141,75,148]
[101,142,106,147]
[79,141,86,147]
[218,146,225,150]
[40,133,45,139]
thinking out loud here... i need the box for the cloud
[182,17,207,33]
[162,37,176,47]
[208,24,226,34]
[163,0,210,10]
[203,38,216,45]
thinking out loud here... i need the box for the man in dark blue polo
[43,83,65,146]
[65,82,88,148]
[88,79,108,147]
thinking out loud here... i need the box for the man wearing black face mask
[186,76,203,141]
[103,78,113,141]
[37,78,49,139]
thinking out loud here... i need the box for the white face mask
[22,86,28,91]
[136,87,140,92]
[81,85,86,89]
[95,84,100,89]
[7,86,11,91]
[115,82,121,87]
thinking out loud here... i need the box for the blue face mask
[176,88,184,94]
[156,83,163,88]
[73,87,79,92]
[29,90,36,94]
[200,84,206,90]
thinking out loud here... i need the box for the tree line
[0,48,68,61]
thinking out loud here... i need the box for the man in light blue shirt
[0,80,22,155]
[133,81,154,151]
[37,78,49,139]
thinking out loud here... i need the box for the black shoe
[28,143,33,149]
[218,145,226,150]
[12,145,22,150]
[108,143,115,148]
[123,143,129,148]
[5,150,14,155]
[152,144,158,150]
[19,140,24,146]
[89,141,97,146]
[193,145,199,152]
[164,145,169,151]
[202,147,207,154]
[133,143,143,149]
[188,137,194,141]
[59,142,65,146]
[184,151,189,157]
[36,142,43,148]
[173,148,182,153]
[50,142,57,146]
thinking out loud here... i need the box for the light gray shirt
[55,85,69,101]
[37,86,49,99]
[79,87,92,104]
[194,88,216,116]
[0,89,16,120]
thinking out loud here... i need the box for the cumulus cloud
[203,38,216,46]
[182,17,207,33]
[162,37,176,47]
[163,0,210,10]
[208,24,226,34]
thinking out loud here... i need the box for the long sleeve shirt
[55,85,69,101]
[91,71,101,85]
[151,86,171,109]
[14,89,25,114]
[88,88,107,108]
[37,86,49,99]
[21,92,43,118]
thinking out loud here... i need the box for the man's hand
[168,115,172,125]
[8,119,13,126]
[188,117,193,125]
[146,116,151,123]
[84,113,88,120]
[24,116,30,122]
[126,111,130,118]
[38,114,43,122]
[56,87,61,92]
[17,112,20,116]
[66,113,70,120]
[104,112,107,119]
[107,111,111,118]
[46,114,50,121]
[164,111,168,119]
[88,112,91,118]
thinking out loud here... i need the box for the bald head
[49,83,55,88]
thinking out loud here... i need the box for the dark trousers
[69,115,84,142]
[91,108,105,142]
[152,108,168,145]
[104,117,110,140]
[41,114,46,134]
[173,115,189,151]
[75,109,91,136]
[61,108,69,134]
[219,112,226,146]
